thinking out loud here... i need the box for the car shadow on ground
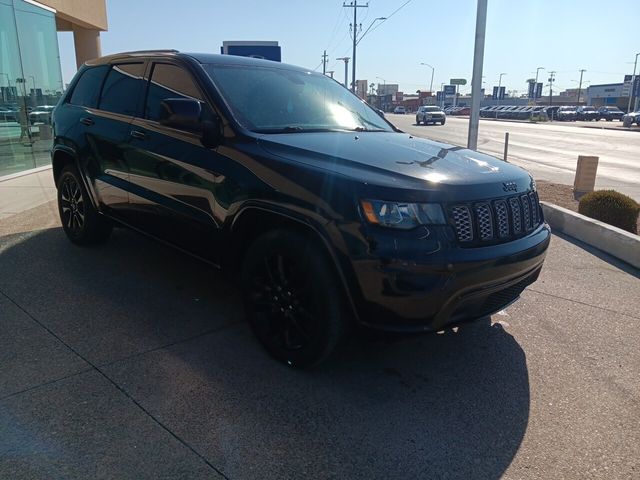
[0,226,531,479]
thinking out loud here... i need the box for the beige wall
[39,0,107,31]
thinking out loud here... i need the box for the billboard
[221,41,281,62]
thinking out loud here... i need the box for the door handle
[80,117,94,126]
[130,130,147,140]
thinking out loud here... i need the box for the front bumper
[421,115,445,122]
[350,223,551,332]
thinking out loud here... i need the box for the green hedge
[578,190,639,234]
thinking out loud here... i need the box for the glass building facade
[0,0,63,177]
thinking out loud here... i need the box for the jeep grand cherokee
[51,50,550,367]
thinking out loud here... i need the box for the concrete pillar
[73,26,101,68]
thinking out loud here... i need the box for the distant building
[220,41,281,62]
[586,83,626,108]
[377,84,399,96]
[355,80,367,99]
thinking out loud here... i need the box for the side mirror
[159,98,202,132]
[159,98,222,148]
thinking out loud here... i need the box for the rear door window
[98,63,146,116]
[69,65,109,108]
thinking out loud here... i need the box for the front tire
[416,116,421,125]
[241,230,347,367]
[441,119,446,125]
[57,165,112,245]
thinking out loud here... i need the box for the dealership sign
[443,85,456,95]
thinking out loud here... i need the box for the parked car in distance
[29,105,55,124]
[52,50,550,367]
[416,105,446,125]
[0,107,17,123]
[576,106,599,121]
[597,106,624,121]
[554,106,576,121]
[393,106,406,114]
[622,109,640,126]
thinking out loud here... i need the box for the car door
[125,60,223,262]
[74,62,146,217]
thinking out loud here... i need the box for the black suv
[52,51,550,366]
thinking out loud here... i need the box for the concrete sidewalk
[1,198,639,479]
[0,167,56,221]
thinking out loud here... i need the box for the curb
[540,202,640,269]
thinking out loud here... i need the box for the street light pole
[534,67,544,104]
[336,57,350,88]
[627,52,639,113]
[467,0,487,150]
[495,72,506,118]
[420,62,435,94]
[576,69,586,105]
[440,82,445,108]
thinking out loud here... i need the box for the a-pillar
[73,26,102,68]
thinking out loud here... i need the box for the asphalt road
[1,201,639,479]
[387,114,640,201]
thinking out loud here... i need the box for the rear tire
[241,230,347,368]
[57,165,112,245]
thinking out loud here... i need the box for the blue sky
[58,0,640,96]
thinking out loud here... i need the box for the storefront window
[0,0,63,177]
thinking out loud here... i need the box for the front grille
[449,191,542,246]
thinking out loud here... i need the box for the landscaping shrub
[578,190,639,234]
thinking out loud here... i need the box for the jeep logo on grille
[502,181,518,192]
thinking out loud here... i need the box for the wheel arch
[228,205,360,322]
[52,146,100,209]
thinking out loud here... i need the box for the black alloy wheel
[242,230,346,367]
[57,165,112,245]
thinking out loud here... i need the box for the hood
[257,131,534,200]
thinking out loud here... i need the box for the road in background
[387,114,640,201]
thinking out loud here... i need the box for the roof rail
[114,49,180,55]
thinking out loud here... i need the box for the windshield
[424,106,441,112]
[203,64,393,133]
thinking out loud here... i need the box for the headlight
[360,200,446,229]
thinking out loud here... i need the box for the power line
[366,0,414,37]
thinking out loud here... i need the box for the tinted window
[98,63,146,116]
[145,63,204,121]
[69,65,109,108]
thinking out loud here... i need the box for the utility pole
[322,50,328,75]
[344,1,368,93]
[548,71,556,106]
[576,69,586,105]
[336,57,350,88]
[627,52,639,113]
[467,0,487,150]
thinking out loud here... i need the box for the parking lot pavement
[1,201,639,479]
